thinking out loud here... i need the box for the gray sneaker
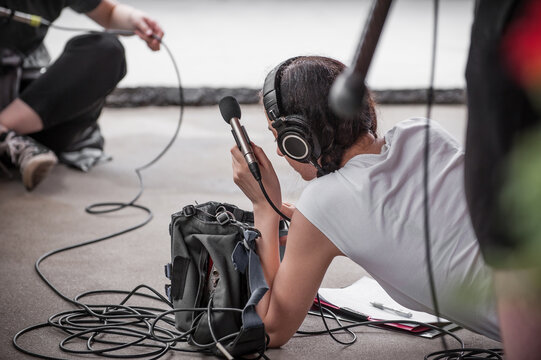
[0,131,57,190]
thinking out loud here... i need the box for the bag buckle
[243,229,260,250]
[164,263,172,279]
[216,211,231,225]
[164,284,172,302]
[182,205,196,217]
[232,229,261,274]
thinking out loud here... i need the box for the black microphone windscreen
[219,96,241,124]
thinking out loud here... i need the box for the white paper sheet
[318,277,450,324]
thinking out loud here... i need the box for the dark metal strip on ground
[105,87,466,107]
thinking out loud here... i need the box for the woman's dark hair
[277,56,377,174]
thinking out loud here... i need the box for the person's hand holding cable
[127,10,163,51]
[0,0,167,191]
[86,0,164,51]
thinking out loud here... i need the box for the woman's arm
[231,144,342,347]
[85,0,163,51]
[261,210,341,347]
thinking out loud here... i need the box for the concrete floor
[0,104,502,359]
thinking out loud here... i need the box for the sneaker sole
[22,152,58,191]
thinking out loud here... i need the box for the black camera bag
[166,201,269,358]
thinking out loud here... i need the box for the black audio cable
[419,6,505,360]
[258,180,291,222]
[11,23,272,359]
[297,2,504,359]
[1,12,265,359]
[0,5,135,35]
[8,19,208,359]
[301,300,504,360]
[301,306,504,359]
[419,2,500,358]
[8,6,505,360]
[423,0,448,351]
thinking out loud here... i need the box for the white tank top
[296,118,500,341]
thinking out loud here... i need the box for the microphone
[219,96,261,181]
[0,6,135,35]
[329,0,393,118]
[0,6,50,27]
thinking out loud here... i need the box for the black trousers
[465,0,540,267]
[20,33,127,153]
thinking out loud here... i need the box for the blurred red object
[502,0,541,91]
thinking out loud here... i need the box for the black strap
[230,229,268,328]
[171,256,190,301]
[227,228,268,357]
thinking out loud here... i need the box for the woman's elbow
[266,328,294,348]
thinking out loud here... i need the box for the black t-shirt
[0,0,101,55]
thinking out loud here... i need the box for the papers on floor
[318,276,450,324]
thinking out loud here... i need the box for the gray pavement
[0,104,501,359]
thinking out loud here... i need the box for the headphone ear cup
[276,115,316,163]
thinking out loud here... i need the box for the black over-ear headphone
[262,57,323,167]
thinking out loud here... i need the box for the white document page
[318,276,450,324]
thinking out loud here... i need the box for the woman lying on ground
[230,55,500,347]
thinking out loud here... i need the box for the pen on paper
[370,302,413,318]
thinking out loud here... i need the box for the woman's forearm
[253,204,281,320]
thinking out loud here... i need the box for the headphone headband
[262,56,300,120]
[262,57,325,175]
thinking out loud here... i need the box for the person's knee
[66,33,127,82]
[95,34,126,68]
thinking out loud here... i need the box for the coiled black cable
[11,4,506,359]
[13,28,269,357]
[10,23,218,359]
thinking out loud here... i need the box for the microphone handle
[230,118,261,180]
[351,0,393,87]
[0,6,49,27]
[329,0,393,118]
